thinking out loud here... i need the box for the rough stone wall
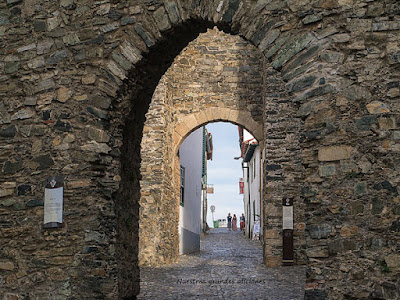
[262,62,307,267]
[168,27,264,123]
[0,0,399,299]
[140,77,176,266]
[288,2,400,299]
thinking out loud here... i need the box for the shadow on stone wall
[115,20,216,299]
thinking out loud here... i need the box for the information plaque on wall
[252,221,260,240]
[282,197,294,264]
[43,176,64,229]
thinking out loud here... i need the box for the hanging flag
[239,178,244,194]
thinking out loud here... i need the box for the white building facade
[179,127,212,254]
[239,127,263,240]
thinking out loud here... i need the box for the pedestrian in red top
[240,213,245,231]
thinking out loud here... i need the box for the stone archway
[138,27,267,268]
[137,25,304,290]
[1,1,399,299]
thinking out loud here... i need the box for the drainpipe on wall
[259,146,262,242]
[248,173,251,239]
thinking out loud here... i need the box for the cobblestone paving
[137,228,306,299]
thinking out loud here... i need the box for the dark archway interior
[114,20,222,299]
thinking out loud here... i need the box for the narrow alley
[138,228,306,299]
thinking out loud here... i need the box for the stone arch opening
[174,120,262,254]
[115,13,315,297]
[106,4,339,299]
[113,20,217,298]
[1,1,399,299]
[138,27,266,270]
[173,117,264,243]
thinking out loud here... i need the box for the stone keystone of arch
[173,107,263,153]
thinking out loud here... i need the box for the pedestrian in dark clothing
[227,213,232,231]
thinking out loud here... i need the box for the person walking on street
[232,214,238,231]
[227,213,232,231]
[240,213,245,231]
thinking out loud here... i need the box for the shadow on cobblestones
[138,228,305,299]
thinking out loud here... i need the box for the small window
[180,166,185,206]
[253,157,256,180]
[250,161,253,183]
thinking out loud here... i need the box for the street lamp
[210,205,215,222]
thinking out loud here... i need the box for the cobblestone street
[138,228,306,299]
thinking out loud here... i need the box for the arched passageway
[1,1,399,299]
[139,28,267,267]
[137,25,304,298]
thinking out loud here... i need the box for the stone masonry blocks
[1,1,399,299]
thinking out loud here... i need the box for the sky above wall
[205,122,245,227]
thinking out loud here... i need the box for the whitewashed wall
[179,127,203,254]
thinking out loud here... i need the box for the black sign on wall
[282,197,294,264]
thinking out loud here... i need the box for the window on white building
[253,156,256,180]
[250,161,254,183]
